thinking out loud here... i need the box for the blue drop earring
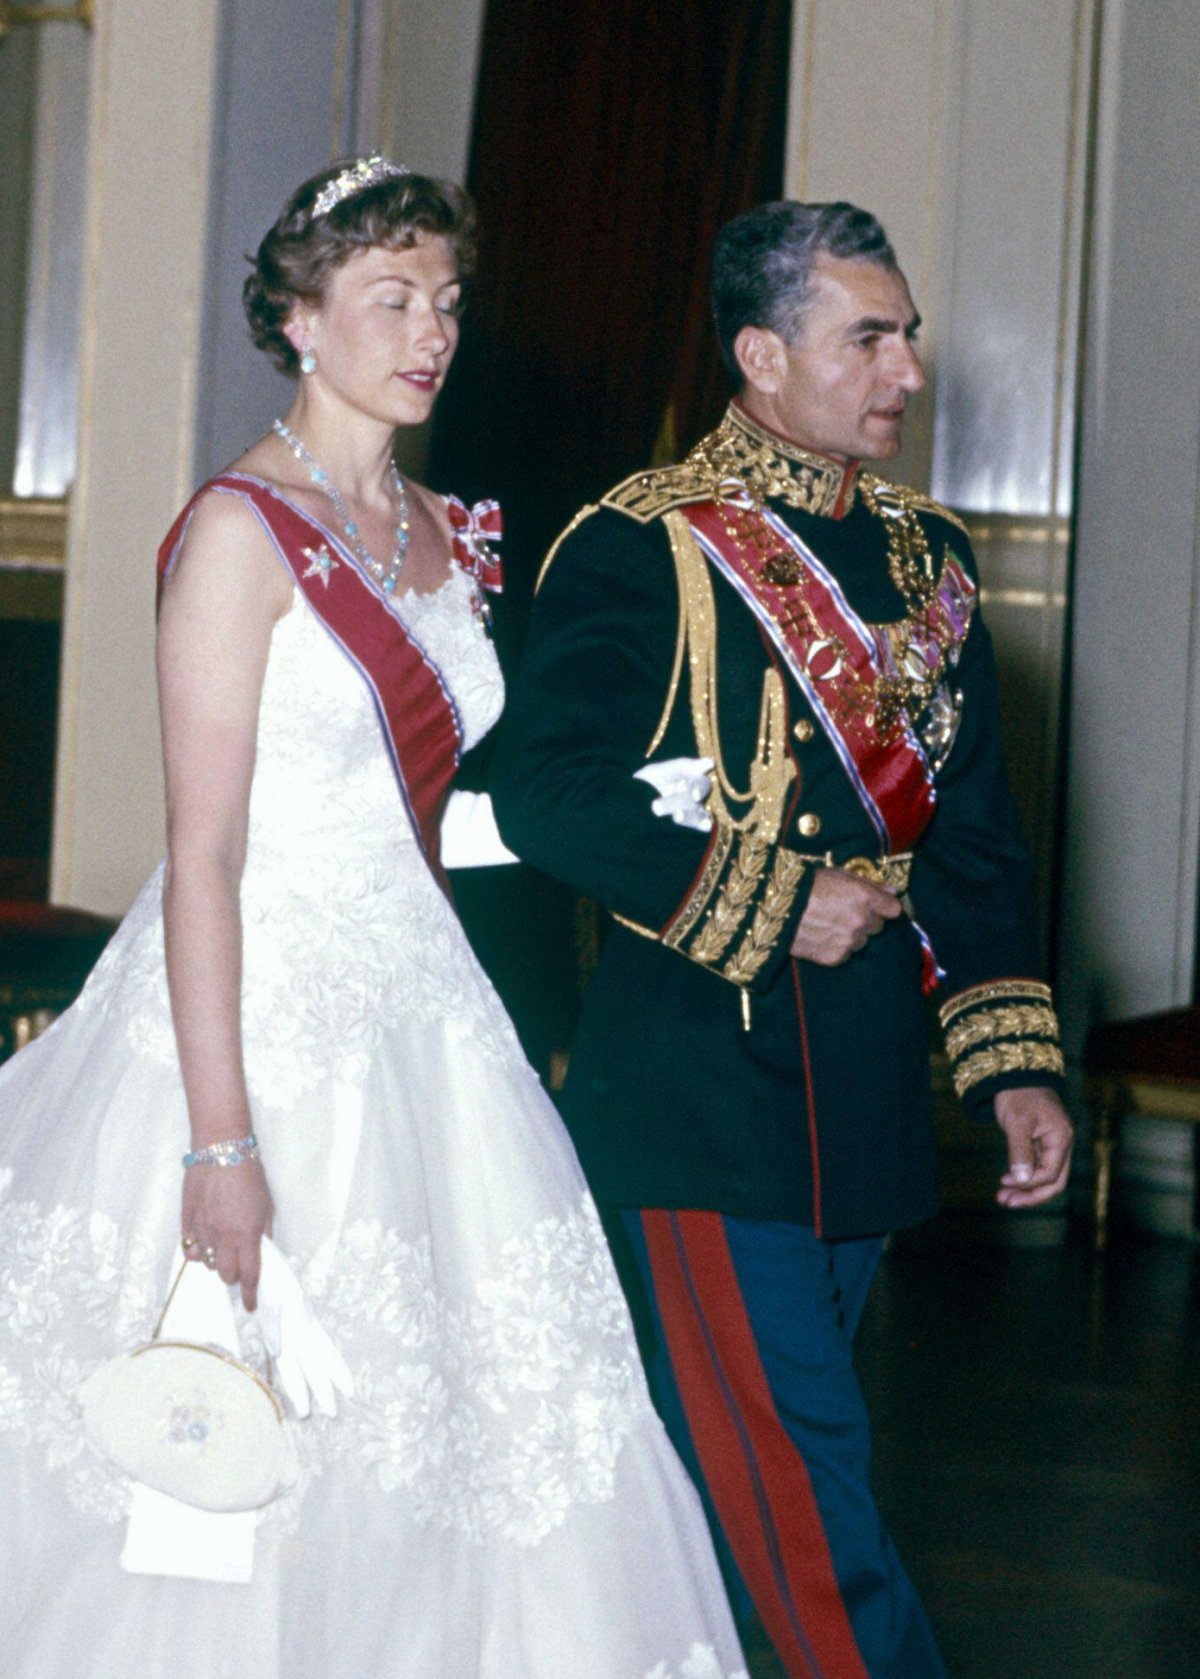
[299,348,316,376]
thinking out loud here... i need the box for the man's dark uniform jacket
[491,405,1064,1240]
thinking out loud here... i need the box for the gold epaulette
[600,462,715,524]
[537,462,719,590]
[861,474,971,541]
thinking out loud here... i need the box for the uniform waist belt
[828,852,914,893]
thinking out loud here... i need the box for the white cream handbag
[78,1256,295,1513]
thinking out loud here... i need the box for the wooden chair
[1084,1005,1200,1249]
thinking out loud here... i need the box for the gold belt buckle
[843,852,913,893]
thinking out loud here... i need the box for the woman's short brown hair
[243,162,477,375]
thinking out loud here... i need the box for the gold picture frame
[0,497,67,619]
[0,496,67,570]
[0,2,92,39]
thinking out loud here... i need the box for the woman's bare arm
[157,490,292,1308]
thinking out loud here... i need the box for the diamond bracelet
[181,1133,259,1169]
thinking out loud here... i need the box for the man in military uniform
[491,201,1073,1679]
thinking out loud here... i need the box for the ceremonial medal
[763,553,803,587]
[301,543,339,587]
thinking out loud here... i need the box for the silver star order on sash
[301,544,339,587]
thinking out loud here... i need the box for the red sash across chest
[685,498,973,856]
[157,474,470,887]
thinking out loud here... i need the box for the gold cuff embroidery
[663,827,733,951]
[688,834,769,966]
[723,850,808,985]
[953,1040,1065,1099]
[939,980,1053,1029]
[941,980,1061,1098]
[944,1003,1060,1062]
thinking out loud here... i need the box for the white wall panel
[931,0,1089,517]
[787,0,954,489]
[0,27,39,493]
[12,23,90,499]
[195,0,349,482]
[1060,0,1200,1029]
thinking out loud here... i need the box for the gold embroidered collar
[686,404,860,519]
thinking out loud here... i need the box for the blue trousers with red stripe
[613,1209,948,1679]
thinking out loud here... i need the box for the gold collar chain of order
[685,406,858,517]
[856,476,946,736]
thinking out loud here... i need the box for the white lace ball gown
[0,483,747,1679]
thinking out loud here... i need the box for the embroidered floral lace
[0,555,747,1678]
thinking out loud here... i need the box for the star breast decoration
[301,543,339,587]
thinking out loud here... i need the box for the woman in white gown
[0,158,747,1679]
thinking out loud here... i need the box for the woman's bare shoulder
[166,482,292,617]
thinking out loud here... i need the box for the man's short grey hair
[712,201,898,382]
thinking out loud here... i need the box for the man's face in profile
[744,254,926,463]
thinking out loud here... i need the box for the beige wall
[50,0,222,915]
[51,0,485,915]
[367,0,484,179]
[787,0,953,491]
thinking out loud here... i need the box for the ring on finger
[202,1246,217,1268]
[182,1235,199,1251]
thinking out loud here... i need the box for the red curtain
[430,0,792,1072]
[430,0,792,609]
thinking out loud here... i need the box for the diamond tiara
[311,155,410,219]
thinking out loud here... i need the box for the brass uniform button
[797,812,821,838]
[793,718,814,743]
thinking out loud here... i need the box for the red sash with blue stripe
[158,474,473,887]
[685,496,974,855]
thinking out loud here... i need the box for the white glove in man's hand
[633,757,715,833]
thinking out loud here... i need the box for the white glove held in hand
[633,757,715,832]
[257,1237,355,1419]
